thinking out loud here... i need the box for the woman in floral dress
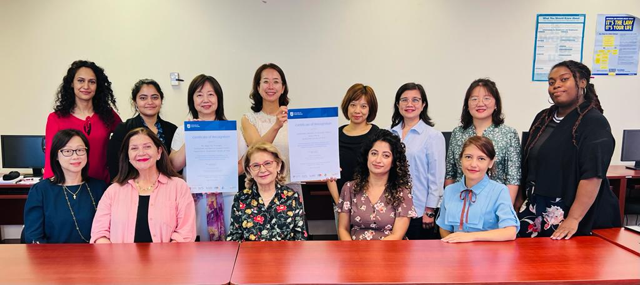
[227,142,307,241]
[337,129,417,240]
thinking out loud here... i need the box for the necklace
[61,182,97,243]
[136,179,157,193]
[553,111,564,123]
[63,185,81,200]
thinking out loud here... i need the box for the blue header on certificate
[288,107,338,119]
[184,120,237,131]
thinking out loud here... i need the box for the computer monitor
[621,130,640,170]
[442,131,452,152]
[1,135,46,177]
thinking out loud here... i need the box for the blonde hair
[243,142,287,189]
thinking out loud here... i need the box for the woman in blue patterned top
[437,136,519,242]
[445,79,521,204]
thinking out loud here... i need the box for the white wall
[0,0,639,169]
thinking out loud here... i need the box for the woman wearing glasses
[45,60,121,183]
[227,142,307,241]
[24,129,107,243]
[445,79,521,204]
[390,82,445,240]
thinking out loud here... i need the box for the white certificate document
[184,120,238,193]
[287,107,340,182]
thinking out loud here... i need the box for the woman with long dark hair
[337,129,416,240]
[517,60,621,239]
[45,60,121,183]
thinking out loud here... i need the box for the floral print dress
[227,184,307,241]
[338,181,417,240]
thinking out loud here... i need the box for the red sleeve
[43,113,60,179]
[110,110,122,133]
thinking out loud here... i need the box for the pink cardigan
[90,174,196,243]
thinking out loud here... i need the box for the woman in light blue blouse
[390,82,445,240]
[445,78,521,204]
[437,136,519,242]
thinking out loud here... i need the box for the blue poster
[592,14,640,76]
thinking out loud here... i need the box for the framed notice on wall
[532,14,586,81]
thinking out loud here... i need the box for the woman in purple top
[337,129,417,240]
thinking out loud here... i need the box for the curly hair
[352,129,412,209]
[243,142,287,189]
[523,60,604,159]
[54,60,118,128]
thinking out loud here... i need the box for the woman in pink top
[45,60,121,183]
[91,128,196,243]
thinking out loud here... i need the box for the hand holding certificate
[287,107,340,182]
[184,120,238,193]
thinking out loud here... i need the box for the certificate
[287,107,340,182]
[184,120,238,193]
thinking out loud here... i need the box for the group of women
[22,59,621,244]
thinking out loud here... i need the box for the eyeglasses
[249,160,276,172]
[59,148,88,157]
[468,96,494,106]
[398,97,422,105]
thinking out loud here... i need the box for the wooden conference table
[607,165,640,219]
[593,227,640,256]
[1,236,638,284]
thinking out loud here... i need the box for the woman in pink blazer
[91,127,195,243]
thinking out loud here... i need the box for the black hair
[524,60,604,158]
[53,60,118,128]
[131,79,164,114]
[390,82,434,128]
[352,129,411,209]
[249,63,289,112]
[49,129,90,184]
[460,78,505,129]
[187,74,227,120]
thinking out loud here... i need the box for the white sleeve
[172,125,185,151]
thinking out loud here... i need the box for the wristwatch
[425,212,436,218]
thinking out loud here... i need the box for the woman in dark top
[327,83,379,205]
[24,129,106,243]
[107,79,177,181]
[517,60,621,239]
